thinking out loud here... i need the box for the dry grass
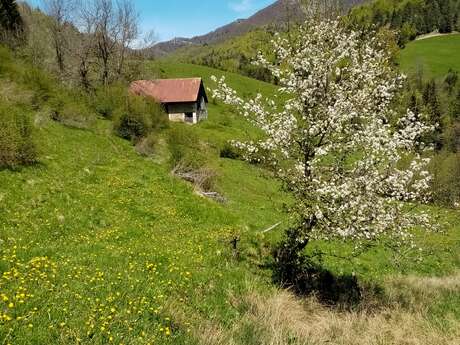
[135,133,158,157]
[189,273,460,345]
[392,272,460,292]
[0,80,33,104]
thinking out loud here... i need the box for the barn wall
[198,97,208,120]
[169,113,186,122]
[166,102,198,124]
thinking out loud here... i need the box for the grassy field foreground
[0,56,460,344]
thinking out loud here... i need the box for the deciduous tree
[43,0,73,74]
[212,20,434,279]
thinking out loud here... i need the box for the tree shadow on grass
[0,160,46,173]
[268,252,384,310]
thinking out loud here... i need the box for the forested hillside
[169,29,277,83]
[348,0,460,45]
[170,0,460,81]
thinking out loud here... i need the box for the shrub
[166,125,202,168]
[0,105,37,168]
[21,67,56,107]
[114,95,167,142]
[443,122,460,152]
[92,84,125,119]
[220,142,242,160]
[135,132,158,157]
[166,125,218,193]
[49,94,95,129]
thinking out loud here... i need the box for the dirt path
[416,31,460,41]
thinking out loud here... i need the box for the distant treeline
[348,0,460,46]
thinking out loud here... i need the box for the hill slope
[399,34,460,79]
[1,49,460,344]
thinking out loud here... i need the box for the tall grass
[188,273,460,345]
[0,105,37,168]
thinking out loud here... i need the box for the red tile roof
[130,78,204,103]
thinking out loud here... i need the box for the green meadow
[399,34,460,79]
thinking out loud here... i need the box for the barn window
[185,112,193,118]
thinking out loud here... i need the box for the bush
[430,152,460,206]
[92,85,125,119]
[271,227,361,307]
[21,67,56,107]
[167,125,218,192]
[114,95,167,142]
[135,132,158,157]
[443,122,460,152]
[166,125,202,168]
[220,142,242,160]
[0,106,37,168]
[49,94,95,129]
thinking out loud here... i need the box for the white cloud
[229,0,254,13]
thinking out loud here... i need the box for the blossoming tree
[212,20,434,266]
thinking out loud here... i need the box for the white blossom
[212,20,435,251]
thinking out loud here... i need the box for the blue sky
[25,0,275,42]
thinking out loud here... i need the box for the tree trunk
[54,38,65,73]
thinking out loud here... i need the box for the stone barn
[130,78,208,124]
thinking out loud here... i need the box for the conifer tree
[423,80,443,150]
[0,0,24,43]
[453,89,460,120]
[0,0,23,32]
[444,69,459,95]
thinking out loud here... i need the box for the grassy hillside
[1,51,460,345]
[399,34,460,79]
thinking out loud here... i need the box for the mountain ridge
[150,0,365,57]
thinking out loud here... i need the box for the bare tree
[43,0,73,74]
[115,0,138,76]
[93,0,121,85]
[72,0,98,90]
[137,29,157,59]
[18,3,51,67]
[141,29,157,49]
[45,0,141,88]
